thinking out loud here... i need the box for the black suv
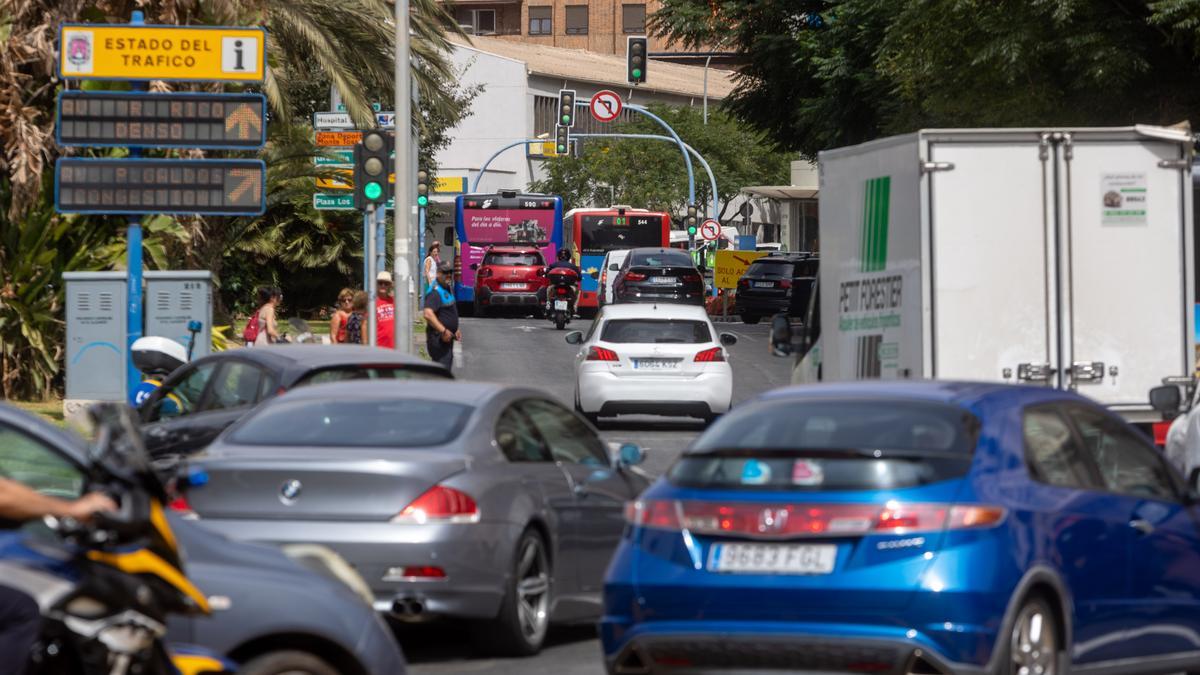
[735,253,818,324]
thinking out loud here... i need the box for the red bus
[565,207,671,309]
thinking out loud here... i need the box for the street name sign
[313,193,393,210]
[590,90,623,122]
[59,24,266,83]
[314,151,354,166]
[313,111,397,130]
[56,158,266,216]
[57,91,266,149]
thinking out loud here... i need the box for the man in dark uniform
[423,260,462,370]
[0,479,115,672]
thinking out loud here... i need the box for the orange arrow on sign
[225,103,263,140]
[227,168,262,205]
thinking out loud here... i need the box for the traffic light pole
[367,203,378,346]
[393,0,415,354]
[470,139,560,192]
[623,104,695,206]
[571,132,719,221]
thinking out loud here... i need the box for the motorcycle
[545,267,580,330]
[0,403,233,675]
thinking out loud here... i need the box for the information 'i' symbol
[233,40,244,70]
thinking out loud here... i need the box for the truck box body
[817,126,1194,422]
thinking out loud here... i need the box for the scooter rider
[0,480,116,673]
[545,248,581,315]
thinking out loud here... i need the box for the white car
[597,249,630,306]
[567,303,736,424]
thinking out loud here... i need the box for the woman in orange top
[329,287,354,343]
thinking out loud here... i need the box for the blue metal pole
[125,10,146,399]
[418,206,427,294]
[572,133,719,220]
[471,139,547,193]
[624,105,695,206]
[363,210,371,293]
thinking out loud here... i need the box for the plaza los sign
[59,24,266,82]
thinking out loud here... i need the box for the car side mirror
[615,443,645,468]
[565,331,584,344]
[719,332,738,347]
[1150,385,1183,417]
[609,263,620,271]
[469,263,479,271]
[589,271,600,280]
[770,313,794,357]
[538,268,548,277]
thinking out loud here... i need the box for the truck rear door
[928,138,1061,386]
[1059,133,1193,420]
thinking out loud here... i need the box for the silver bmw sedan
[178,380,650,656]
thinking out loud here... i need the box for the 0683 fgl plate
[708,543,836,575]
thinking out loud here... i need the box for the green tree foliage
[652,0,1200,156]
[530,105,790,222]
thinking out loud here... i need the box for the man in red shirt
[376,270,396,349]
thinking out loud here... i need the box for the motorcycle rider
[0,480,116,673]
[545,248,581,316]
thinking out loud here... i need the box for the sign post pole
[367,203,378,346]
[393,0,414,354]
[124,10,146,399]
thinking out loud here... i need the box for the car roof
[194,345,436,369]
[598,302,712,321]
[759,380,1085,409]
[0,403,87,463]
[604,249,631,260]
[272,379,532,406]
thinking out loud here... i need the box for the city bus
[565,207,672,310]
[454,192,563,305]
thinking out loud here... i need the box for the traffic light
[686,204,699,248]
[626,36,648,84]
[558,89,576,127]
[416,170,429,207]
[353,128,393,209]
[555,125,571,156]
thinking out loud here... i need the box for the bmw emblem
[280,479,302,504]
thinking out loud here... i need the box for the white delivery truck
[798,125,1195,423]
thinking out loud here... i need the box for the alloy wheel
[1010,600,1058,675]
[515,536,550,645]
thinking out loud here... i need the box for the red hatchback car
[471,245,549,316]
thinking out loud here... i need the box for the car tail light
[587,346,619,361]
[392,485,479,524]
[778,279,792,289]
[694,347,725,362]
[167,495,198,519]
[737,278,749,288]
[626,500,1005,537]
[1153,421,1172,447]
[401,566,446,579]
[682,273,702,283]
[624,271,647,281]
[601,270,608,287]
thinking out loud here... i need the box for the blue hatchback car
[602,381,1200,675]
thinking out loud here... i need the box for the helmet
[131,336,187,377]
[557,249,571,262]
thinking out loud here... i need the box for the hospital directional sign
[59,24,266,83]
[57,92,266,149]
[56,158,266,216]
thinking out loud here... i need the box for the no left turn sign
[700,219,720,241]
[590,90,623,123]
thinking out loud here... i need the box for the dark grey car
[0,403,407,675]
[185,380,651,656]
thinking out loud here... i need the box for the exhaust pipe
[390,597,425,620]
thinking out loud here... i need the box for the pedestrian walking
[345,290,368,345]
[422,241,441,294]
[243,286,281,346]
[376,271,396,349]
[329,287,354,344]
[423,260,461,370]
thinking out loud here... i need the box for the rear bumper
[191,518,517,620]
[615,288,705,305]
[477,287,546,306]
[577,368,732,417]
[601,624,978,675]
[735,294,789,316]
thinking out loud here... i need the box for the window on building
[457,8,497,35]
[622,4,646,33]
[529,6,552,35]
[565,6,588,34]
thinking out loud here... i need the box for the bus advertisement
[566,208,671,309]
[454,193,563,303]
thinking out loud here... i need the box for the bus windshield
[580,215,666,255]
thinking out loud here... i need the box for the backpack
[242,308,261,344]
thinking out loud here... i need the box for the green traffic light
[561,114,571,123]
[687,226,697,235]
[364,182,382,200]
[417,195,428,206]
[632,68,642,79]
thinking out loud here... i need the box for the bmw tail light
[682,273,702,283]
[587,346,620,361]
[737,278,749,288]
[1153,421,1171,447]
[392,485,479,524]
[624,271,647,281]
[694,347,725,362]
[778,279,792,289]
[625,500,1005,537]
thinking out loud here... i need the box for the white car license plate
[754,281,775,288]
[553,300,569,311]
[708,543,836,575]
[633,358,679,370]
[650,276,676,285]
[500,282,525,290]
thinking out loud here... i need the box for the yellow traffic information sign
[714,250,768,289]
[59,24,266,83]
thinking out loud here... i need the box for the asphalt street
[398,311,792,675]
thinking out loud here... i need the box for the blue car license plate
[708,543,836,575]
